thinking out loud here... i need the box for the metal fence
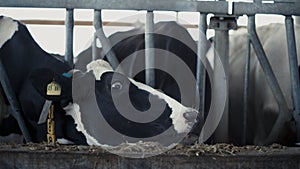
[0,0,299,145]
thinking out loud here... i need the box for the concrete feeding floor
[0,143,299,169]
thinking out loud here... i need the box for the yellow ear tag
[46,80,61,96]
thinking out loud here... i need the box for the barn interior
[0,0,300,168]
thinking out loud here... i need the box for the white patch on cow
[57,138,74,145]
[64,103,101,146]
[88,59,195,134]
[86,59,113,80]
[0,16,18,48]
[129,79,193,133]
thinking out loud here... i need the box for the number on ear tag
[46,81,61,96]
[47,134,56,144]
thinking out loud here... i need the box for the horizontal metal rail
[19,19,248,30]
[21,20,141,27]
[0,0,299,15]
[234,2,300,15]
[0,0,228,13]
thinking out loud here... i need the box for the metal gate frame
[0,0,299,145]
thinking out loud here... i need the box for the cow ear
[29,68,72,101]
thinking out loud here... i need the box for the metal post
[285,16,300,143]
[254,0,262,4]
[145,11,155,87]
[248,15,290,145]
[196,13,207,143]
[213,17,229,143]
[65,8,74,66]
[0,60,32,142]
[242,37,251,145]
[92,33,98,61]
[94,10,120,70]
[176,12,179,23]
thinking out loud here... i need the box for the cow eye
[111,81,123,90]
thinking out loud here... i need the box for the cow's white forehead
[86,59,113,80]
[0,16,18,48]
[87,59,194,133]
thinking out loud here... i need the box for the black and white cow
[30,60,199,146]
[0,16,198,146]
[225,24,300,145]
[0,16,86,143]
[75,22,212,141]
[76,21,300,145]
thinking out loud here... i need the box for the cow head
[29,59,200,146]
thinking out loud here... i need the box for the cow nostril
[183,110,198,121]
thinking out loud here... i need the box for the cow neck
[2,21,70,91]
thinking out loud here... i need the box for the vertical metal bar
[254,0,262,4]
[65,8,74,66]
[248,15,290,145]
[197,13,207,143]
[94,10,120,70]
[242,37,251,145]
[176,12,179,23]
[92,33,97,61]
[0,60,32,142]
[197,13,207,120]
[145,11,155,87]
[213,17,229,143]
[285,16,300,143]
